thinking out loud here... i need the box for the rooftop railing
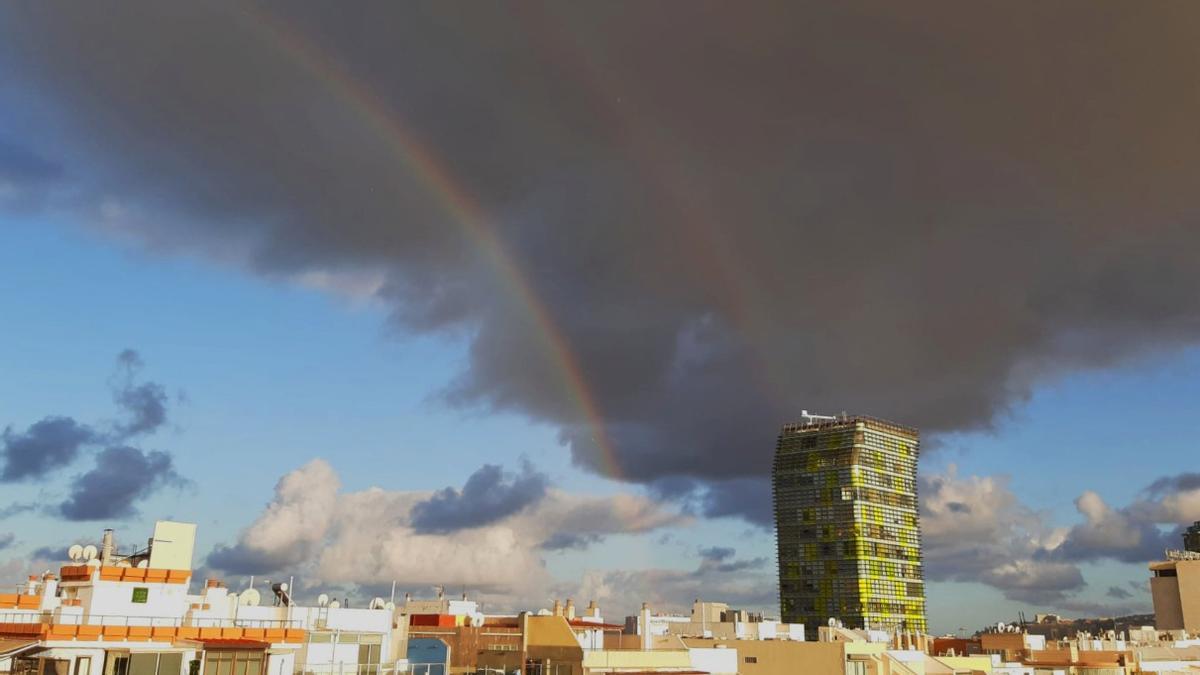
[0,611,301,628]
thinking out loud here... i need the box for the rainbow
[239,7,622,478]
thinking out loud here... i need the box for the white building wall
[83,581,191,623]
[688,648,738,675]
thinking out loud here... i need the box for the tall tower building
[773,412,926,633]
[1184,521,1200,553]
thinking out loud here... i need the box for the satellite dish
[384,602,396,612]
[240,588,262,606]
[116,560,132,568]
[369,597,386,610]
[317,593,330,607]
[68,545,84,561]
[82,545,98,561]
[278,582,288,592]
[328,600,340,609]
[136,560,149,569]
[86,559,101,569]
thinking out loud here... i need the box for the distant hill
[978,614,1157,639]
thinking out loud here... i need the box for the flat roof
[780,415,918,437]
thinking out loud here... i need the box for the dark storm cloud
[1,417,96,482]
[410,462,548,534]
[651,477,773,528]
[58,446,185,521]
[0,533,14,551]
[0,139,60,183]
[6,3,1200,521]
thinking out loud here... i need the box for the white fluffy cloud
[921,466,1079,603]
[208,459,688,606]
[923,466,1200,609]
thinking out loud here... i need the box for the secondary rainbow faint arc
[241,7,621,478]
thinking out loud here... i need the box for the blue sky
[2,216,1188,631]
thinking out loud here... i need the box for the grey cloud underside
[58,446,186,521]
[0,350,183,521]
[111,349,170,438]
[410,462,549,534]
[921,467,1199,607]
[1,417,95,482]
[6,4,1200,521]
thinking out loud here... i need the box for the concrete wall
[581,649,690,671]
[681,638,845,675]
[1179,561,1200,633]
[1151,576,1184,630]
[83,581,192,622]
[687,647,737,675]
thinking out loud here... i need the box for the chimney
[566,598,576,621]
[640,603,652,651]
[101,529,115,566]
[587,600,599,618]
[552,599,562,617]
[41,573,58,602]
[25,575,38,595]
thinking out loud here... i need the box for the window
[744,657,758,664]
[204,652,262,675]
[127,654,181,675]
[131,587,150,604]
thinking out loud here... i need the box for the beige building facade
[1150,557,1200,633]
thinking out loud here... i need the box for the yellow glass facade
[773,416,926,633]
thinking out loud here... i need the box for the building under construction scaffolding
[773,412,926,633]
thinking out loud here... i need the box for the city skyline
[4,3,1200,636]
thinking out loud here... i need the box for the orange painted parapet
[92,566,191,584]
[122,568,148,582]
[0,593,42,609]
[60,566,92,581]
[199,627,224,640]
[76,625,103,639]
[152,627,176,640]
[242,628,266,640]
[98,567,124,581]
[220,628,243,639]
[0,623,44,636]
[127,626,153,641]
[166,570,191,584]
[102,626,129,640]
[263,628,285,642]
[283,629,306,643]
[177,627,200,640]
[47,625,78,639]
